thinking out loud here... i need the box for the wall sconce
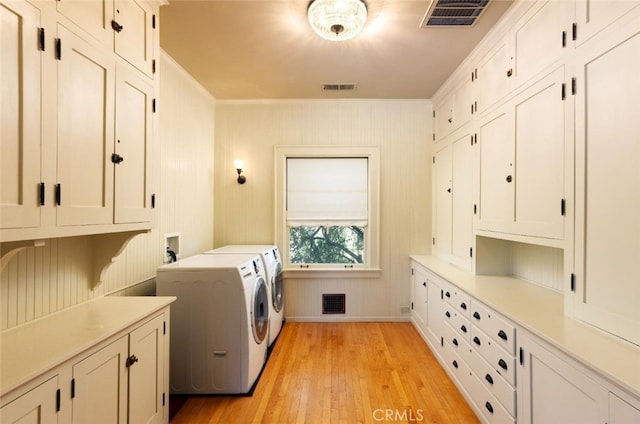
[234,160,246,184]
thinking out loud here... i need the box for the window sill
[283,268,382,279]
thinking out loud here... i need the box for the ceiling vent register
[323,83,357,91]
[420,0,491,27]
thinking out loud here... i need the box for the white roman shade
[286,157,368,227]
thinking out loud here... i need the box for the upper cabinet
[1,0,159,243]
[0,0,42,231]
[570,7,640,347]
[477,66,569,243]
[574,0,640,46]
[433,74,476,142]
[475,35,512,114]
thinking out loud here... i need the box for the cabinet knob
[111,153,125,164]
[447,187,451,193]
[506,175,512,183]
[111,20,124,33]
[126,354,139,368]
[506,68,513,77]
[422,282,427,287]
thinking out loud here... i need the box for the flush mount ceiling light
[307,0,367,42]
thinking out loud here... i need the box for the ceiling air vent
[420,0,491,28]
[323,83,357,91]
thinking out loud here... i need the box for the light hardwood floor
[169,322,479,423]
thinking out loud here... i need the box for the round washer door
[252,276,269,344]
[272,262,284,313]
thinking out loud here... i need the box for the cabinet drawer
[470,327,516,386]
[452,291,471,318]
[473,382,515,424]
[470,300,516,355]
[443,321,471,357]
[442,339,472,386]
[451,311,471,343]
[465,347,516,417]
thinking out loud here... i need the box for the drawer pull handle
[445,291,451,298]
[485,401,494,414]
[460,302,467,310]
[473,336,481,346]
[498,330,508,341]
[452,360,458,369]
[445,311,451,318]
[453,338,458,347]
[473,312,481,320]
[498,358,508,371]
[485,374,494,385]
[460,325,467,333]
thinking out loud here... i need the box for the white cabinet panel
[0,377,58,424]
[114,66,153,224]
[450,130,474,269]
[476,36,511,113]
[56,24,115,227]
[572,14,640,346]
[0,0,42,230]
[56,0,115,48]
[575,0,640,46]
[434,142,452,257]
[425,278,442,348]
[411,264,428,332]
[72,336,128,424]
[517,332,608,424]
[114,0,155,77]
[609,393,640,424]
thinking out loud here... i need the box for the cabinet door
[113,0,155,77]
[1,0,41,230]
[452,78,475,130]
[575,0,640,46]
[609,393,640,424]
[572,16,640,346]
[72,335,128,424]
[477,106,513,232]
[411,265,428,332]
[476,36,511,113]
[517,332,608,424]
[56,24,115,226]
[114,66,153,224]
[433,143,452,257]
[56,0,115,48]
[450,130,474,269]
[433,96,452,142]
[0,376,58,424]
[128,314,165,424]
[512,67,566,239]
[425,279,442,349]
[510,0,572,89]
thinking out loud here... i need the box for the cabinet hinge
[152,14,157,29]
[55,184,61,206]
[561,198,566,216]
[411,302,414,310]
[471,70,474,82]
[39,182,46,206]
[39,28,46,51]
[432,156,435,164]
[572,22,577,41]
[571,77,576,95]
[163,392,166,406]
[474,68,478,80]
[432,133,435,141]
[411,268,414,275]
[55,38,62,60]
[561,83,566,100]
[163,320,166,335]
[474,133,477,144]
[519,347,524,366]
[469,247,473,258]
[432,237,436,246]
[562,30,567,48]
[470,135,474,146]
[433,110,436,118]
[440,289,443,300]
[440,336,444,347]
[570,273,576,292]
[152,193,156,209]
[152,59,156,74]
[71,378,75,398]
[152,98,157,113]
[56,389,61,412]
[473,204,477,215]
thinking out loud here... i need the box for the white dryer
[204,245,284,347]
[156,254,269,394]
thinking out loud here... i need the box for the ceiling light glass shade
[307,0,367,42]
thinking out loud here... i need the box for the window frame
[275,146,381,278]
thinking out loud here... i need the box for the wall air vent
[420,0,491,28]
[323,83,357,91]
[322,293,346,314]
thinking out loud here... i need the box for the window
[275,146,380,274]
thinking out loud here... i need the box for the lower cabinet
[0,308,168,424]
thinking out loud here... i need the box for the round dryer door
[272,262,284,313]
[252,276,269,344]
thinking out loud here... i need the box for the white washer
[156,254,269,394]
[204,245,284,347]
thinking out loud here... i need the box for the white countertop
[0,296,176,396]
[411,255,640,398]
